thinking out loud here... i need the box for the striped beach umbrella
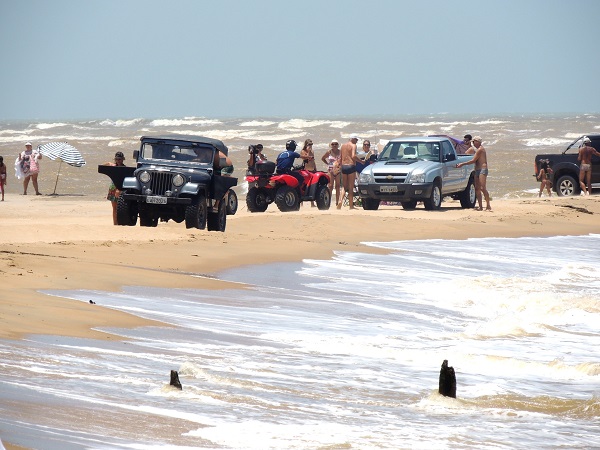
[37,142,86,195]
[38,142,86,167]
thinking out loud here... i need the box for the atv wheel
[246,187,269,212]
[275,186,300,212]
[116,194,138,226]
[226,190,238,215]
[207,200,227,232]
[315,184,331,210]
[185,193,207,229]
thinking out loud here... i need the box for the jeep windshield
[140,141,214,165]
[378,141,441,162]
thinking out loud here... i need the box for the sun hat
[349,134,359,140]
[25,142,32,146]
[583,136,591,143]
[330,139,339,145]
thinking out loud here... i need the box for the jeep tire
[185,193,207,229]
[207,199,227,232]
[116,194,138,226]
[226,190,238,215]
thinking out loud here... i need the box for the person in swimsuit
[18,142,42,195]
[577,137,600,195]
[537,159,553,197]
[456,136,491,211]
[337,134,360,209]
[104,151,126,225]
[0,155,6,201]
[321,139,341,204]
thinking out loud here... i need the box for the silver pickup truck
[357,136,476,210]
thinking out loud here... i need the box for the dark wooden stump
[438,359,456,398]
[169,370,182,390]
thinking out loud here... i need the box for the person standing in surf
[337,134,360,210]
[456,136,491,211]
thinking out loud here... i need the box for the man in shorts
[578,136,600,195]
[337,134,360,209]
[456,136,491,211]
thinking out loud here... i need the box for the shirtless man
[456,136,491,211]
[577,136,600,195]
[337,134,360,209]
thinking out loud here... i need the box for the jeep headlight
[172,174,185,187]
[139,171,151,183]
[358,170,373,184]
[407,171,425,183]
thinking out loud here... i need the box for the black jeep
[99,135,237,231]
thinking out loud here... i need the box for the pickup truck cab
[534,134,600,196]
[357,136,476,210]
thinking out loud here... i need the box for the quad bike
[245,159,331,212]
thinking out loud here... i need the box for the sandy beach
[1,194,599,342]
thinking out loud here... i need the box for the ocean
[1,115,599,449]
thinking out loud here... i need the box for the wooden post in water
[438,360,456,398]
[170,370,182,390]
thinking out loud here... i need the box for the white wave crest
[521,138,571,147]
[35,122,69,129]
[99,118,144,127]
[151,117,222,127]
[240,120,277,127]
[278,119,351,130]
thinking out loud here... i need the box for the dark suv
[100,135,237,231]
[534,134,600,196]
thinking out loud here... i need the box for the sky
[0,0,598,121]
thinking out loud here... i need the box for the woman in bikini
[321,139,341,203]
[537,159,553,197]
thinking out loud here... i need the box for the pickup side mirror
[444,153,456,162]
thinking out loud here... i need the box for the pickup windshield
[141,142,214,164]
[379,142,441,162]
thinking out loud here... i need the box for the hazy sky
[1,0,598,120]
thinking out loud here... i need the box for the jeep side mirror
[220,157,227,167]
[133,150,139,159]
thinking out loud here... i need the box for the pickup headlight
[358,171,373,184]
[407,172,425,183]
[172,174,185,187]
[139,171,151,183]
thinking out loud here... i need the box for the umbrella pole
[52,159,62,195]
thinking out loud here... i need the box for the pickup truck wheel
[401,200,418,210]
[246,187,269,212]
[556,175,578,197]
[315,184,331,210]
[116,194,138,226]
[275,186,299,212]
[207,200,227,232]
[459,176,477,208]
[226,190,238,215]
[362,198,380,210]
[185,193,207,229]
[423,181,442,210]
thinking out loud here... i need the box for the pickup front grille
[372,172,408,183]
[147,172,173,195]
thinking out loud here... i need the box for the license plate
[379,186,398,193]
[146,196,167,204]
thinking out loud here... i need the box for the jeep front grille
[148,172,173,195]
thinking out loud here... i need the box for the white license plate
[379,186,398,193]
[146,196,167,204]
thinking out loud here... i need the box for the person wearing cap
[103,151,126,225]
[321,139,341,202]
[17,142,42,195]
[456,136,491,211]
[578,136,600,195]
[337,134,360,209]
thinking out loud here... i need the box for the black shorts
[341,164,356,175]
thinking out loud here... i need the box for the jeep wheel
[246,187,269,212]
[275,186,299,212]
[424,181,442,210]
[362,198,380,210]
[207,200,227,232]
[226,190,238,215]
[459,176,476,208]
[185,193,207,229]
[401,200,418,210]
[116,194,138,226]
[315,184,331,210]
[139,211,158,227]
[556,175,578,197]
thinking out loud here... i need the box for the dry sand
[1,194,599,342]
